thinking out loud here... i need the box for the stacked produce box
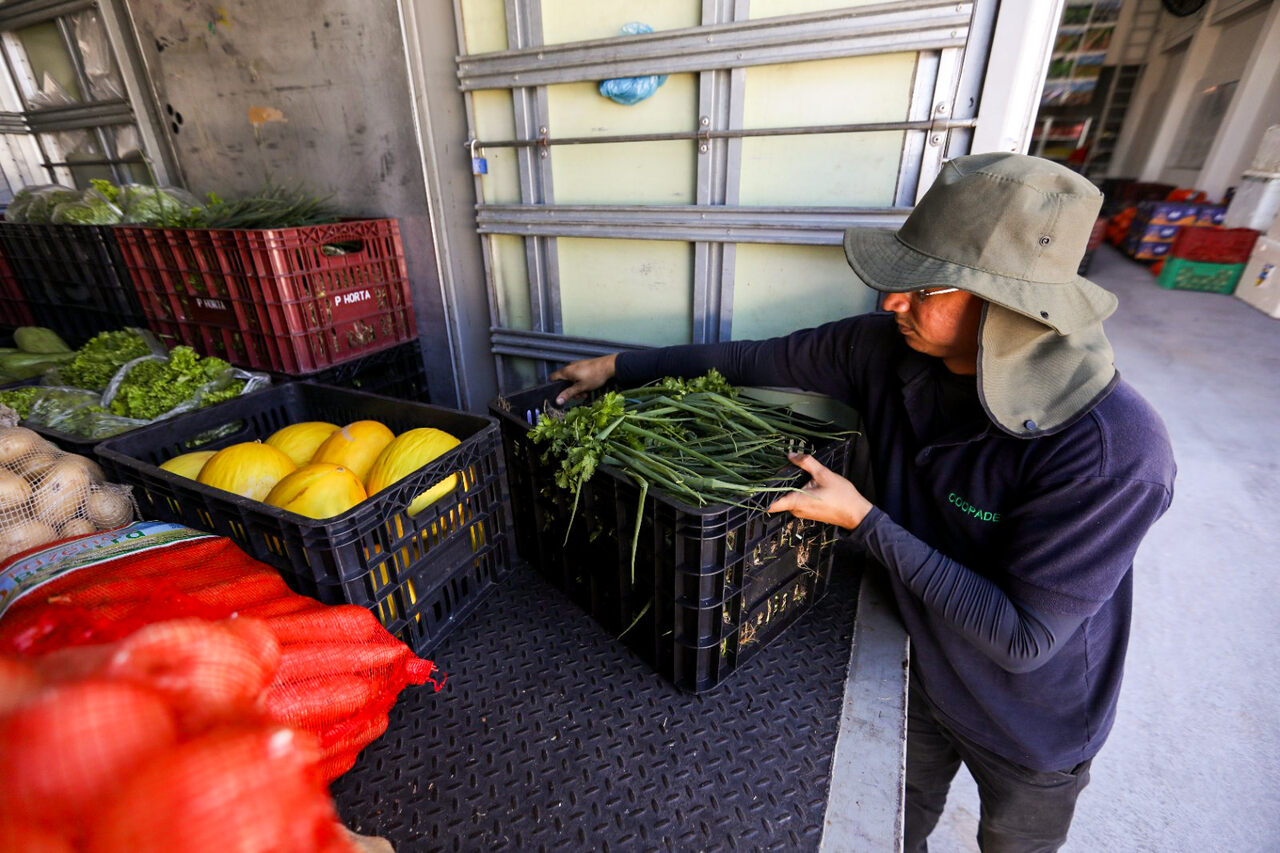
[1156,227,1260,294]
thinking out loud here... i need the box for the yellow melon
[365,428,461,516]
[265,463,367,519]
[264,421,341,467]
[158,450,217,480]
[196,441,297,501]
[310,420,395,482]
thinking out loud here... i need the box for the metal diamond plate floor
[332,551,862,852]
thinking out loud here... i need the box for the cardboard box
[1196,205,1227,226]
[1224,173,1280,231]
[1234,235,1280,319]
[1139,200,1202,226]
[1124,235,1174,260]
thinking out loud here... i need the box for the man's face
[881,288,983,374]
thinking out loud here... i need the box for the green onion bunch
[529,370,854,574]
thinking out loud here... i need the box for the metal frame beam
[458,0,971,90]
[694,0,746,345]
[0,0,93,32]
[490,327,645,363]
[475,204,908,245]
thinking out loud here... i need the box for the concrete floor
[926,243,1280,853]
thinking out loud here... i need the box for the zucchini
[13,327,72,354]
[0,350,76,379]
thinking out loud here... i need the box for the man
[551,153,1176,852]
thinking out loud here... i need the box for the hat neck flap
[976,304,1118,438]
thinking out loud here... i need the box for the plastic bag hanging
[598,23,668,106]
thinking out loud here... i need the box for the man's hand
[767,452,873,530]
[550,353,618,405]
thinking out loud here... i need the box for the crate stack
[1078,216,1107,276]
[1155,227,1260,294]
[1122,200,1225,261]
[0,247,33,346]
[0,222,148,347]
[114,218,423,394]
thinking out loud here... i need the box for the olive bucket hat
[843,152,1119,437]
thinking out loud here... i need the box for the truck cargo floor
[332,555,862,852]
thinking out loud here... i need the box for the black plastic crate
[96,382,513,656]
[0,222,147,347]
[490,381,851,692]
[272,339,428,400]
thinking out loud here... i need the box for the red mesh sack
[0,642,359,853]
[86,726,352,853]
[0,523,445,781]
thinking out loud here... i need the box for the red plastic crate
[0,248,35,330]
[116,219,416,374]
[1169,227,1260,265]
[1086,216,1107,250]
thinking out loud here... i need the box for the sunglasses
[910,287,960,303]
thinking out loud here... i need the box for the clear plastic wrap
[4,184,80,224]
[50,186,124,225]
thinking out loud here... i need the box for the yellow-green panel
[542,1,701,44]
[472,90,521,204]
[552,140,696,205]
[732,244,877,340]
[739,131,902,206]
[548,75,697,137]
[16,22,82,103]
[503,357,541,392]
[743,54,916,128]
[473,90,516,139]
[457,0,509,55]
[750,0,891,18]
[475,147,522,205]
[558,238,692,346]
[489,235,532,331]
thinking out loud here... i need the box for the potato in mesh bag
[0,426,136,560]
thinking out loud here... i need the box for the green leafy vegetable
[108,346,244,420]
[0,386,44,418]
[5,184,80,223]
[58,330,152,391]
[529,370,855,578]
[50,188,124,225]
[172,182,341,229]
[117,184,200,225]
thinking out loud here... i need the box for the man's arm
[854,507,1086,673]
[770,452,1084,673]
[552,315,876,405]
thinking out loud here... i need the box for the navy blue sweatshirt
[617,312,1176,772]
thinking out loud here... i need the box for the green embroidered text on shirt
[947,492,1002,522]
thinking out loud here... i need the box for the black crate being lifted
[0,223,148,347]
[96,382,512,656]
[490,381,851,693]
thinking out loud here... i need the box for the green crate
[1155,257,1245,294]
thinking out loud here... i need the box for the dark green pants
[904,686,1093,853]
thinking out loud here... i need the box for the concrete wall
[123,0,470,408]
[1109,0,1280,200]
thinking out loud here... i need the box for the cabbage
[118,184,201,225]
[5,184,80,223]
[50,187,124,225]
